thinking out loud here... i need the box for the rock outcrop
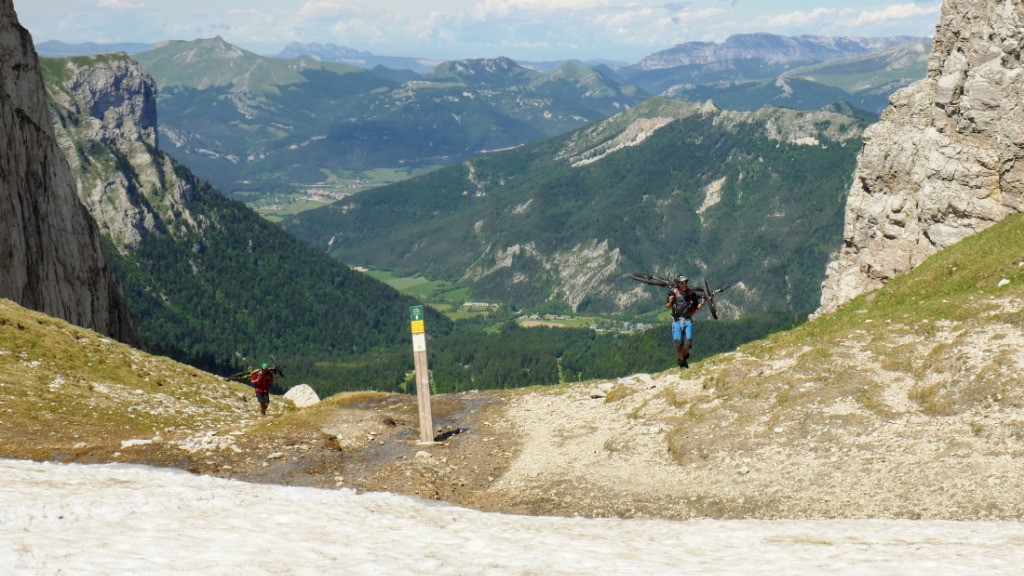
[0,0,139,344]
[818,0,1024,314]
[284,384,320,408]
[45,53,208,251]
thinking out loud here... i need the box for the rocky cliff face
[0,0,139,344]
[45,54,208,251]
[818,0,1024,315]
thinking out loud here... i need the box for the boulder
[284,384,320,408]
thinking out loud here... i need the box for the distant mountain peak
[426,56,537,86]
[636,33,932,71]
[449,56,521,71]
[280,41,373,60]
[192,36,250,58]
[35,40,154,57]
[277,41,438,74]
[700,99,721,115]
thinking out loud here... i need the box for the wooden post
[409,305,435,443]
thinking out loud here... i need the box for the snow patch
[4,458,1024,575]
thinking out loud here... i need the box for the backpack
[250,369,271,392]
[671,288,695,319]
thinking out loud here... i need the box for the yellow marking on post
[410,319,425,334]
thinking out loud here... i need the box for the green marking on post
[410,305,424,321]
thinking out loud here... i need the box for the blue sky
[19,0,943,63]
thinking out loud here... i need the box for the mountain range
[659,40,931,114]
[277,41,440,74]
[132,37,649,203]
[36,39,154,56]
[633,34,925,70]
[611,34,931,114]
[41,52,696,396]
[282,98,869,318]
[41,34,929,213]
[278,41,629,74]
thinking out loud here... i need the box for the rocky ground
[5,258,1024,522]
[13,354,1024,523]
[1,378,526,515]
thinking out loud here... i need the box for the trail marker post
[409,305,435,443]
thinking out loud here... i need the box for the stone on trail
[284,384,320,408]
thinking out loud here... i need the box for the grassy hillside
[702,210,1024,412]
[629,208,1024,467]
[0,298,262,461]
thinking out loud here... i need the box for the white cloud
[688,7,728,20]
[297,1,353,19]
[853,3,940,25]
[604,5,726,49]
[763,8,837,27]
[97,0,144,8]
[471,0,611,20]
[593,6,655,28]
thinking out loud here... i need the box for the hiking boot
[679,358,689,369]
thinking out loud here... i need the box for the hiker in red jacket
[251,363,275,416]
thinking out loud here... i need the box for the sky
[18,0,943,63]
[4,457,1023,575]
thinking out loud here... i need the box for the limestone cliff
[0,0,139,344]
[44,54,208,251]
[818,0,1024,314]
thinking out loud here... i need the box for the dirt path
[95,390,529,513]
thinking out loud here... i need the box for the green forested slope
[42,54,453,394]
[284,99,867,318]
[103,165,441,372]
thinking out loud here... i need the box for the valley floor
[3,457,1022,575]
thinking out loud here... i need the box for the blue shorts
[671,319,692,342]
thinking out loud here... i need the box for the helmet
[675,275,688,284]
[261,363,269,369]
